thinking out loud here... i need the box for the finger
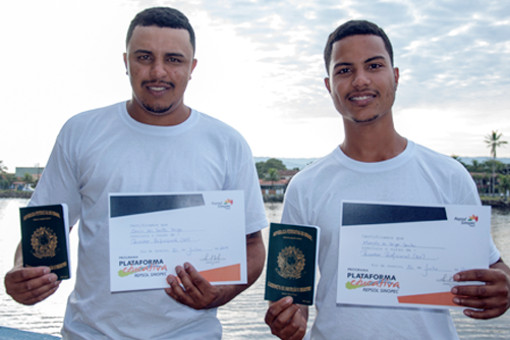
[6,266,52,284]
[175,265,201,297]
[452,284,491,299]
[454,269,501,283]
[267,302,301,334]
[183,262,213,295]
[165,274,194,305]
[453,281,508,300]
[453,294,507,310]
[282,307,307,340]
[462,306,507,320]
[265,296,294,325]
[6,271,58,295]
[13,280,60,305]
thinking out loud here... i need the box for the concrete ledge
[0,327,60,340]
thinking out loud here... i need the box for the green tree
[498,174,510,200]
[484,130,508,195]
[266,168,280,184]
[22,173,34,185]
[256,158,287,179]
[0,160,7,174]
[471,159,481,172]
[0,160,15,189]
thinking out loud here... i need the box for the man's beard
[142,102,173,115]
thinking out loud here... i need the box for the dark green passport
[19,204,71,280]
[265,222,319,305]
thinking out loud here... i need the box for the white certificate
[108,191,247,292]
[336,201,490,309]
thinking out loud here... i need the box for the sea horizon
[254,156,510,171]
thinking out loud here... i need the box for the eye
[137,55,152,63]
[167,56,182,63]
[368,63,383,70]
[336,67,351,76]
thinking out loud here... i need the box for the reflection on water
[0,200,509,339]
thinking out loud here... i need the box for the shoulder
[63,102,123,130]
[287,150,338,188]
[412,143,468,173]
[53,102,125,150]
[411,142,478,203]
[193,110,252,153]
[195,111,245,139]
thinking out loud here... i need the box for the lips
[142,81,174,94]
[348,92,377,106]
[148,86,167,91]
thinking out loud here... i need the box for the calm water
[0,199,509,339]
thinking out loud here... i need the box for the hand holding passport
[19,204,71,280]
[264,222,320,305]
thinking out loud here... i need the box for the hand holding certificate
[108,191,247,292]
[336,201,491,309]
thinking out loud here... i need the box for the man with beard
[5,7,267,339]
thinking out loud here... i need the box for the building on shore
[259,169,298,202]
[15,167,44,181]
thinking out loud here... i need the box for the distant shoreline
[0,190,32,199]
[3,191,510,210]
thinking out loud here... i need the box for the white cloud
[1,0,510,171]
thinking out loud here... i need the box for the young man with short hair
[265,20,510,340]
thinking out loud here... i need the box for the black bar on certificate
[110,194,205,218]
[342,202,447,226]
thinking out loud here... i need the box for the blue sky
[1,0,509,171]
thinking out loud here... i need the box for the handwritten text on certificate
[108,191,246,292]
[336,202,490,309]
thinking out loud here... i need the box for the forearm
[14,243,23,267]
[208,231,266,308]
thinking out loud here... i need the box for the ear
[393,67,399,89]
[324,77,332,93]
[190,58,198,79]
[123,53,128,74]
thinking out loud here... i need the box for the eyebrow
[333,55,387,70]
[133,49,186,58]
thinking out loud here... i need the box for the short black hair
[126,7,196,54]
[324,20,393,75]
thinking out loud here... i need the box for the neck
[341,116,407,162]
[126,100,191,126]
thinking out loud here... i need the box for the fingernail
[453,297,460,305]
[43,267,50,274]
[167,276,174,285]
[451,287,458,294]
[184,263,191,271]
[284,296,293,304]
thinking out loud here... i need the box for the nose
[352,70,370,88]
[150,60,167,79]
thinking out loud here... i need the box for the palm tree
[485,130,507,159]
[484,130,508,195]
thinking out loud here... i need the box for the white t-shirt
[282,141,500,340]
[30,102,268,340]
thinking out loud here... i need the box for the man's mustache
[141,80,175,88]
